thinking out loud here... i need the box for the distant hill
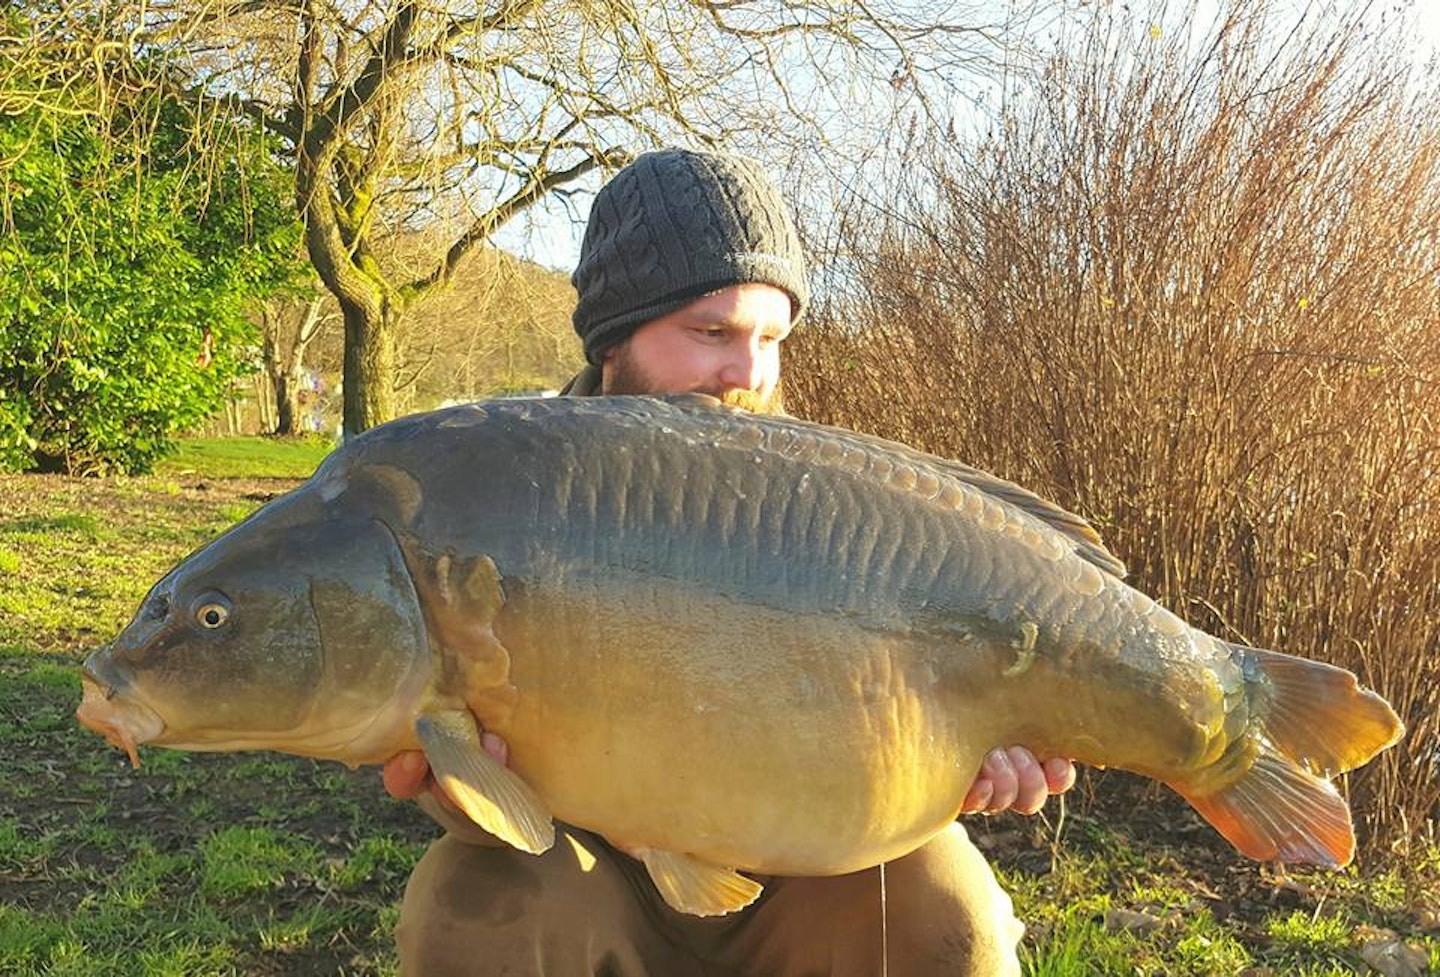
[398,247,584,410]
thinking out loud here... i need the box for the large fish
[77,396,1403,915]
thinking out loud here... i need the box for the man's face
[601,283,793,413]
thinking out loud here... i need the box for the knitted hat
[571,149,809,364]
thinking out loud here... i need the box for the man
[386,148,1076,975]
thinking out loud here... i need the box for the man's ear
[598,343,620,393]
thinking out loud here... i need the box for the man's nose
[718,344,764,391]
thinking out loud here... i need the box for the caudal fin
[1173,644,1404,868]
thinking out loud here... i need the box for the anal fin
[633,847,763,917]
[415,709,554,855]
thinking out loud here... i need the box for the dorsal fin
[916,454,1125,579]
[686,403,1128,580]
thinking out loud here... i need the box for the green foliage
[0,57,305,474]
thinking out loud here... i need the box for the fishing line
[879,860,889,977]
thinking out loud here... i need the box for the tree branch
[407,146,626,299]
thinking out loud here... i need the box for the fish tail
[1174,644,1404,868]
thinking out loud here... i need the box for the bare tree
[261,295,336,435]
[21,0,1048,434]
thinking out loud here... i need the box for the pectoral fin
[415,709,554,855]
[633,847,763,917]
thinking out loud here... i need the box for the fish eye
[193,597,232,630]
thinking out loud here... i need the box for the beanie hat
[571,149,809,364]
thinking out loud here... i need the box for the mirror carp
[77,395,1404,916]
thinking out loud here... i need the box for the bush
[0,64,304,474]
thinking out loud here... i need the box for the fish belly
[485,579,994,876]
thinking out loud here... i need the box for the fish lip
[80,661,117,698]
[76,657,165,767]
[80,648,136,701]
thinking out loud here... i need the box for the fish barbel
[77,395,1404,915]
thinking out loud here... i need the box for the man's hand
[961,746,1075,816]
[382,732,510,816]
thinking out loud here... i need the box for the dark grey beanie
[571,149,809,364]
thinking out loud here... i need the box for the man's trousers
[396,822,1023,976]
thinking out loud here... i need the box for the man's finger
[981,747,1019,813]
[1042,756,1077,795]
[961,777,995,814]
[481,731,509,765]
[382,750,430,800]
[1007,747,1048,815]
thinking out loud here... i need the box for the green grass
[0,447,430,975]
[0,437,336,652]
[199,827,322,899]
[155,435,335,480]
[992,803,1440,975]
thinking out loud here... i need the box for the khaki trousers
[396,822,1023,976]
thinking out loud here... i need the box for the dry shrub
[787,1,1440,857]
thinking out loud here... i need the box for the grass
[155,435,335,480]
[2,435,1437,974]
[989,798,1440,975]
[0,438,429,975]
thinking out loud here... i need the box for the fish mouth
[76,665,164,769]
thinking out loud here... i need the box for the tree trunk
[296,134,399,439]
[275,371,298,435]
[255,373,275,433]
[268,298,326,436]
[341,297,397,437]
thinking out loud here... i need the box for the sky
[1409,5,1440,65]
[490,1,1440,275]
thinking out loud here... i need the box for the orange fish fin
[1243,646,1405,776]
[416,709,554,855]
[1175,751,1355,867]
[1177,643,1404,868]
[633,847,763,917]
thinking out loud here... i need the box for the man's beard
[603,342,784,415]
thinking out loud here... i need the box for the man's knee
[397,834,556,974]
[396,830,698,977]
[401,834,548,930]
[882,824,1024,976]
[735,825,1024,977]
